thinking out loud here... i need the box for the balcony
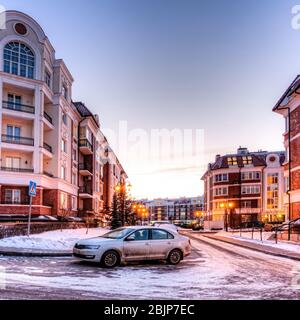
[79,163,93,176]
[2,100,35,114]
[43,171,54,178]
[43,112,53,124]
[2,135,34,146]
[79,185,93,199]
[1,167,34,173]
[43,142,53,153]
[79,139,93,155]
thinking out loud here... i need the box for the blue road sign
[29,181,37,197]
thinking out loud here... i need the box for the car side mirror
[125,237,135,242]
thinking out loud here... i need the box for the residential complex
[273,75,300,221]
[201,147,285,230]
[0,11,127,224]
[143,196,204,223]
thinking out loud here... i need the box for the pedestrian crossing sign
[29,181,37,197]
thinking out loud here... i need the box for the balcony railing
[43,171,54,178]
[2,135,34,146]
[1,201,30,205]
[79,186,93,195]
[79,139,93,151]
[79,163,93,172]
[44,111,53,124]
[1,167,34,173]
[2,100,35,114]
[43,142,53,153]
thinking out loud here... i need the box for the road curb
[201,234,300,261]
[0,248,73,257]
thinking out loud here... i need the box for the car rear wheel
[101,250,120,268]
[168,249,182,265]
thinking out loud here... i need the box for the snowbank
[0,228,108,251]
[217,231,300,254]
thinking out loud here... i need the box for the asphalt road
[0,232,299,300]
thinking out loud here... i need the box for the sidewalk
[201,233,300,261]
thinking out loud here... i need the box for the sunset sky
[2,0,300,199]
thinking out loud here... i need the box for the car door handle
[145,243,150,246]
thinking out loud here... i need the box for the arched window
[3,42,35,79]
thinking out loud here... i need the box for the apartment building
[273,75,300,221]
[143,197,204,223]
[201,147,285,230]
[0,11,127,221]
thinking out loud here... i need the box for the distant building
[143,197,204,222]
[201,147,285,230]
[273,75,300,221]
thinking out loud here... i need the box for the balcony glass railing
[79,139,93,151]
[43,142,53,153]
[44,112,53,124]
[79,163,93,172]
[2,101,35,114]
[2,135,34,146]
[79,186,93,195]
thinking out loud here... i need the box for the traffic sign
[29,181,37,197]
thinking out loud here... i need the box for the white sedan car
[73,226,191,268]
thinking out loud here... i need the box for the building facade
[143,197,204,223]
[273,75,300,221]
[0,11,127,222]
[201,147,285,230]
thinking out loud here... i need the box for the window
[241,172,260,181]
[214,173,228,182]
[5,189,21,204]
[127,230,149,241]
[243,156,253,165]
[7,94,22,110]
[6,125,21,142]
[71,196,77,211]
[45,69,51,88]
[6,157,21,169]
[241,201,252,209]
[60,193,67,210]
[72,149,77,162]
[61,139,67,153]
[241,185,260,195]
[151,229,173,240]
[62,84,68,100]
[62,112,67,126]
[214,187,228,196]
[72,172,77,185]
[284,176,290,193]
[267,173,279,209]
[61,166,66,180]
[4,42,35,79]
[227,157,238,166]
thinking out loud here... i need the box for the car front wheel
[101,250,120,268]
[168,249,182,265]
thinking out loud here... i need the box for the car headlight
[75,244,100,250]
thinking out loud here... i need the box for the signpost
[27,181,37,237]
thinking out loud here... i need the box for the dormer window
[243,156,253,165]
[4,42,35,79]
[227,157,238,166]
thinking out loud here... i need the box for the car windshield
[101,228,135,239]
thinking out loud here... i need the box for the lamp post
[220,202,234,232]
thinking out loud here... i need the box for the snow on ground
[0,228,108,251]
[217,230,300,254]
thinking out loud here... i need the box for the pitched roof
[73,101,99,127]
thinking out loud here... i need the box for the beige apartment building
[0,11,127,222]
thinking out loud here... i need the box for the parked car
[264,222,282,232]
[192,223,204,231]
[31,215,59,222]
[73,226,192,268]
[56,216,84,222]
[0,214,28,222]
[152,221,178,233]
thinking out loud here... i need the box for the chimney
[237,147,249,155]
[215,154,221,161]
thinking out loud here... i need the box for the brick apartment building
[273,75,300,221]
[0,11,127,223]
[201,147,285,230]
[143,197,204,223]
